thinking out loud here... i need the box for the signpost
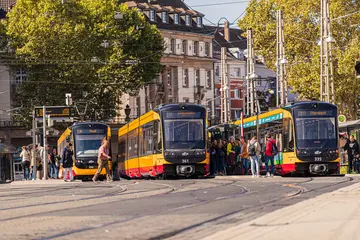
[31,105,73,180]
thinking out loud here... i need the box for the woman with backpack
[265,133,277,178]
[248,136,261,178]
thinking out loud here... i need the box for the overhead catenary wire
[189,1,250,8]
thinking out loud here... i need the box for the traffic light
[355,61,360,78]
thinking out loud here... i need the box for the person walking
[248,136,261,178]
[343,135,359,174]
[264,133,277,177]
[92,139,112,183]
[50,147,58,179]
[62,142,74,182]
[209,139,217,177]
[20,146,31,180]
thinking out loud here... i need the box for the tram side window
[153,120,162,153]
[283,118,294,152]
[128,131,138,159]
[141,123,154,156]
[118,135,126,162]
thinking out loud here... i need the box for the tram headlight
[75,160,82,163]
[195,150,206,156]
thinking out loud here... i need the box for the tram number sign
[314,157,323,162]
[182,159,190,164]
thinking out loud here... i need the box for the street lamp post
[124,104,131,122]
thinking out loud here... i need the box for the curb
[10,180,83,185]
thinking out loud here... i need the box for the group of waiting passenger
[209,133,278,178]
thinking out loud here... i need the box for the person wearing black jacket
[343,135,359,174]
[209,139,217,177]
[62,142,74,182]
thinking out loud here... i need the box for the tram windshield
[74,134,106,158]
[294,117,337,149]
[162,111,205,150]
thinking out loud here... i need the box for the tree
[238,0,360,119]
[5,0,164,125]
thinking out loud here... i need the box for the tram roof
[72,122,109,127]
[283,101,337,109]
[154,103,206,111]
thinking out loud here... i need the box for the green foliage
[238,0,360,119]
[6,0,164,125]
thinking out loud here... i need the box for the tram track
[1,176,354,240]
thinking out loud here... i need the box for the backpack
[271,141,278,156]
[248,142,256,156]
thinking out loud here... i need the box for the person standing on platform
[62,142,74,182]
[50,147,58,179]
[226,137,236,175]
[264,133,277,178]
[209,139,217,177]
[20,146,31,180]
[248,136,261,178]
[239,137,249,175]
[343,135,359,174]
[92,139,112,183]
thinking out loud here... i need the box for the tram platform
[202,178,360,240]
[10,179,83,185]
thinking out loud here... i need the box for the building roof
[205,25,247,60]
[121,0,211,35]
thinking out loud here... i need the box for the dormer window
[196,17,202,27]
[174,13,179,24]
[162,12,168,23]
[185,15,191,26]
[149,9,155,22]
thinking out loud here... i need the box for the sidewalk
[202,181,360,240]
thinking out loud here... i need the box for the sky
[185,0,250,27]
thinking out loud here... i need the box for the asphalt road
[0,176,356,240]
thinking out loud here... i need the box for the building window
[193,41,199,56]
[185,15,191,26]
[15,68,27,84]
[183,97,189,103]
[204,42,210,57]
[206,98,212,113]
[170,39,175,53]
[196,17,203,27]
[162,12,168,23]
[136,97,141,117]
[195,70,200,86]
[215,65,219,76]
[149,10,155,22]
[168,98,173,103]
[167,70,172,86]
[234,89,240,99]
[182,40,187,54]
[235,68,241,77]
[183,69,189,87]
[206,71,211,89]
[174,13,179,24]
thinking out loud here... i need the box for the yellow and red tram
[230,101,340,176]
[118,103,210,179]
[58,122,111,180]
